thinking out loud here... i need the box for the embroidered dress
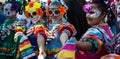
[0,18,18,59]
[44,21,76,59]
[56,23,114,59]
[14,25,35,59]
[114,32,120,54]
[27,23,46,58]
[76,23,115,59]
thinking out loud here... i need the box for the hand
[38,49,46,59]
[39,49,46,56]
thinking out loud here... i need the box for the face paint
[31,15,41,24]
[86,8,102,18]
[28,7,41,23]
[49,8,60,16]
[3,3,12,17]
[4,3,17,17]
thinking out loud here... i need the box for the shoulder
[59,22,76,38]
[82,27,103,41]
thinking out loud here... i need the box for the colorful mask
[3,2,20,17]
[46,6,66,16]
[4,3,13,17]
[25,2,43,23]
[83,4,102,18]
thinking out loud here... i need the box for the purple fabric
[61,44,76,50]
[11,2,21,11]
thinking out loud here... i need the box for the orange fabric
[59,24,75,38]
[101,54,120,59]
[82,35,103,52]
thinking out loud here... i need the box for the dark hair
[91,0,107,13]
[0,2,2,5]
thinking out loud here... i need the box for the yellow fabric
[56,50,75,59]
[45,48,60,54]
[20,42,31,51]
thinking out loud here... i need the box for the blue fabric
[28,33,39,51]
[45,23,62,58]
[82,27,103,40]
[62,29,70,37]
[0,13,6,24]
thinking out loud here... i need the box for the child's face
[49,5,62,23]
[28,7,41,24]
[84,4,103,25]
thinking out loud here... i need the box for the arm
[34,25,46,56]
[37,35,46,56]
[59,23,76,45]
[60,32,69,45]
[76,41,92,51]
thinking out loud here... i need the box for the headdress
[46,6,66,16]
[25,2,43,18]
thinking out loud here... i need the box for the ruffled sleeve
[81,28,104,53]
[34,24,46,39]
[59,22,76,38]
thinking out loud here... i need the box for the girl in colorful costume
[0,1,22,59]
[56,0,116,59]
[25,1,45,59]
[75,0,116,59]
[37,1,76,59]
[14,16,36,59]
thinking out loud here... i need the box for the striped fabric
[56,38,76,59]
[15,32,35,59]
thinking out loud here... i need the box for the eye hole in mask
[32,12,37,16]
[48,10,60,15]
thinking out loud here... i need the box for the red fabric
[75,47,107,59]
[47,0,51,5]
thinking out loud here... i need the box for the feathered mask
[25,2,43,18]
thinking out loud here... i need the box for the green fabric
[15,34,23,59]
[0,30,16,57]
[0,18,19,59]
[0,55,14,59]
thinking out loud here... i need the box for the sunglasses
[48,10,60,15]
